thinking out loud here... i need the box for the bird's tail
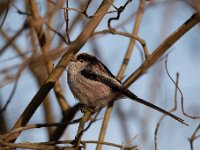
[123,90,188,126]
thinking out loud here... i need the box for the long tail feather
[123,90,188,126]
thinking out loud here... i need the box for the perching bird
[67,53,187,125]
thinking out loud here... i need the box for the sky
[0,0,200,150]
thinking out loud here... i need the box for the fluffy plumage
[67,53,187,125]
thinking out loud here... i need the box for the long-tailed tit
[67,53,187,125]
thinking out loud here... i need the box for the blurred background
[0,0,200,149]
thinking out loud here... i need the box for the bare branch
[188,124,200,150]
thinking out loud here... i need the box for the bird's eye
[79,59,84,63]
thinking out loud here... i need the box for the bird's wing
[80,63,123,92]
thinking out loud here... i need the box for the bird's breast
[68,73,114,108]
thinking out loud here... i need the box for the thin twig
[64,0,70,43]
[108,0,133,30]
[0,26,24,56]
[0,1,9,29]
[188,124,200,150]
[0,77,19,113]
[93,29,149,58]
[154,57,180,150]
[1,120,81,141]
[48,0,117,19]
[0,140,137,150]
[0,62,26,113]
[73,108,91,149]
[50,103,82,141]
[44,21,68,44]
[84,0,92,14]
[10,1,31,16]
[164,58,200,119]
[83,111,101,132]
[0,142,73,150]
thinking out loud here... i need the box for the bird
[67,53,187,125]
